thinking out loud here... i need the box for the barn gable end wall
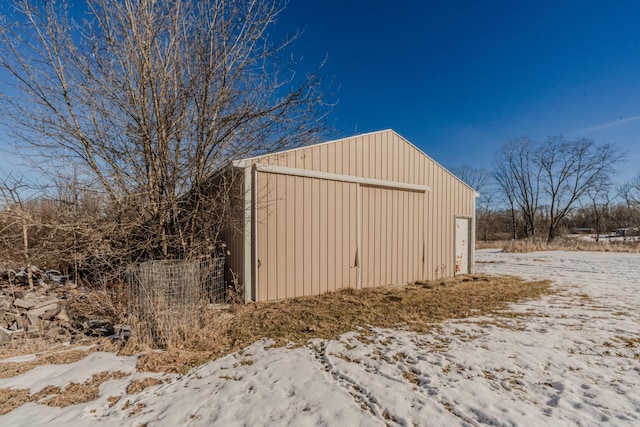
[224,129,477,302]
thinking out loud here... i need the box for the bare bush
[0,0,331,278]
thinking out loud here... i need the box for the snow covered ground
[1,249,639,426]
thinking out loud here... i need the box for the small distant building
[573,228,595,234]
[615,228,630,237]
[223,129,478,302]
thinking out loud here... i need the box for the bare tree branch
[0,0,332,273]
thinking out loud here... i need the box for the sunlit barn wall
[223,129,476,302]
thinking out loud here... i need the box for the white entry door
[455,217,470,275]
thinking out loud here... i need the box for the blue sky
[276,0,640,183]
[1,1,639,185]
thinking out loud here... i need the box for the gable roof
[232,129,478,195]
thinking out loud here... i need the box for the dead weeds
[0,388,30,415]
[499,238,640,254]
[0,370,128,414]
[125,377,163,394]
[0,348,96,380]
[135,274,552,373]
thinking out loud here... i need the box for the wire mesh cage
[128,256,226,309]
[126,255,226,346]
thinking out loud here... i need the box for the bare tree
[0,175,39,287]
[450,164,496,241]
[584,183,612,242]
[539,136,623,242]
[0,0,330,270]
[493,136,623,243]
[624,172,640,207]
[494,137,542,239]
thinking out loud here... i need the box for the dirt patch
[135,274,552,373]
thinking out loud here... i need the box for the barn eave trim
[253,163,431,193]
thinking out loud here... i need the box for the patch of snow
[0,354,38,364]
[0,352,139,394]
[1,249,639,426]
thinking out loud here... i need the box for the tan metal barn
[224,129,478,302]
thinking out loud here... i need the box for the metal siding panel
[319,178,328,295]
[341,140,349,175]
[381,132,388,181]
[371,187,379,287]
[327,180,336,293]
[311,175,320,296]
[247,130,475,296]
[408,191,415,281]
[435,167,442,278]
[402,190,409,283]
[255,172,266,301]
[386,188,394,285]
[380,188,388,285]
[267,175,278,300]
[375,133,383,181]
[332,143,348,174]
[326,142,336,174]
[320,142,328,173]
[368,187,376,287]
[349,182,357,287]
[295,175,305,297]
[389,133,397,182]
[404,141,411,183]
[285,175,296,298]
[427,162,434,280]
[276,174,287,299]
[416,192,422,280]
[419,192,425,280]
[409,145,415,185]
[391,189,398,283]
[419,156,426,280]
[285,152,295,167]
[334,181,343,289]
[303,177,312,296]
[445,171,452,277]
[261,174,273,300]
[361,188,370,287]
[362,137,370,179]
[356,137,363,177]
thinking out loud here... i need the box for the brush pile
[0,268,120,345]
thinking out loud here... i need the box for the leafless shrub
[0,0,331,282]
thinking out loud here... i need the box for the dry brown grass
[0,370,128,414]
[497,238,640,253]
[0,388,30,415]
[0,348,95,380]
[125,377,163,394]
[134,274,552,373]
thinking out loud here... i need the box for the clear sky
[275,0,640,184]
[1,1,639,185]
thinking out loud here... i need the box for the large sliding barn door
[256,171,358,301]
[360,187,425,287]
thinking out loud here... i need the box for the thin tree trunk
[22,217,34,289]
